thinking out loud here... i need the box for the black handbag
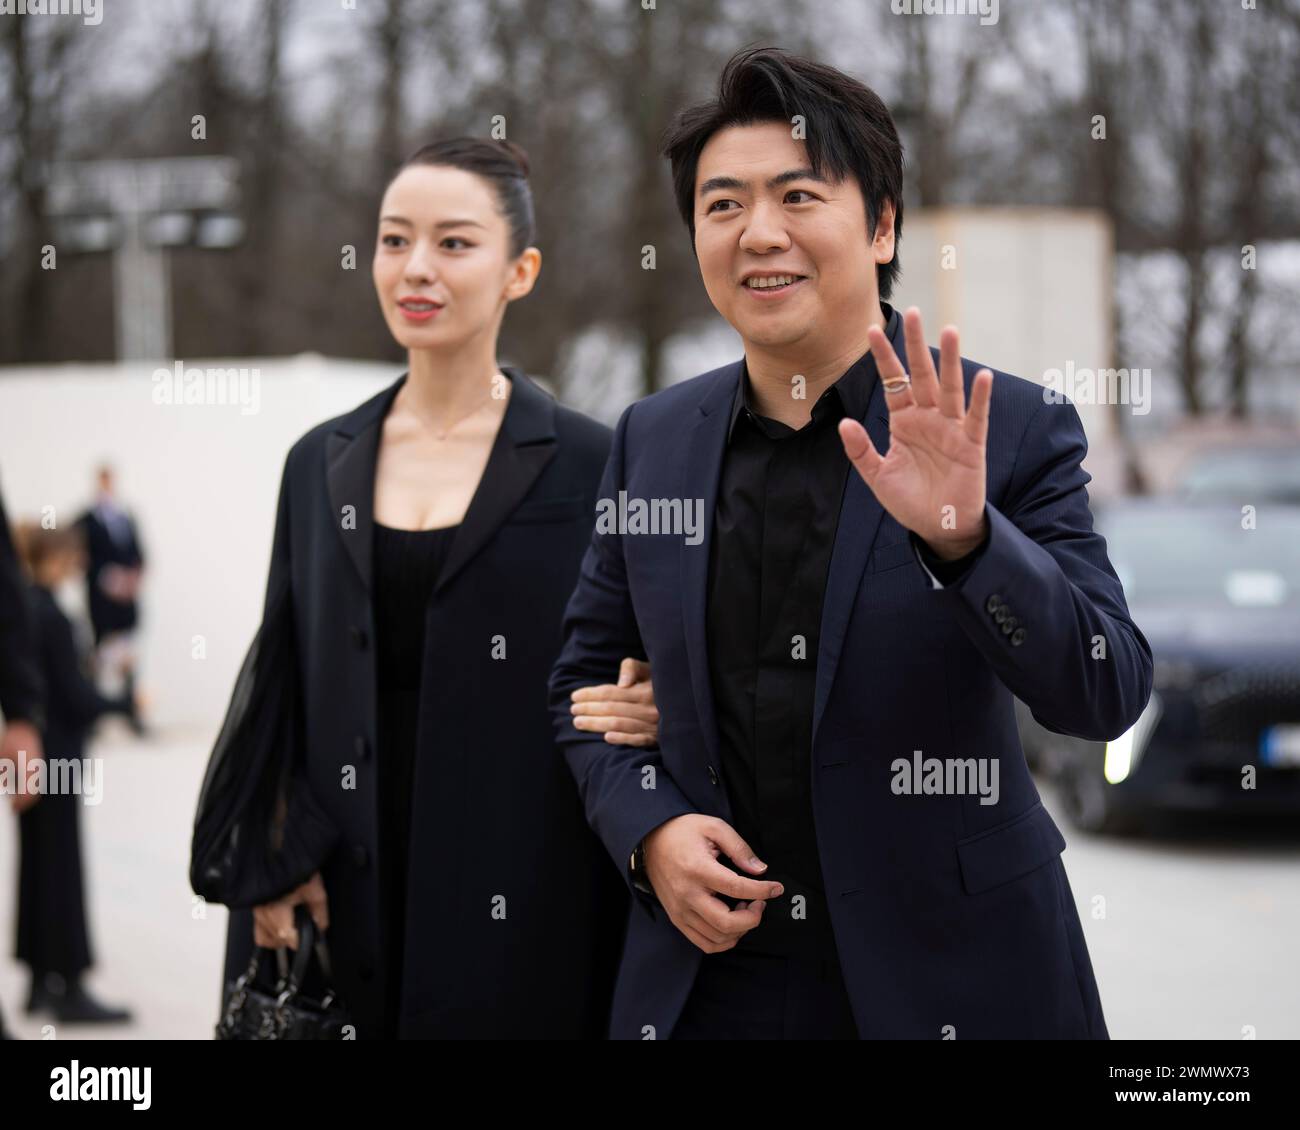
[217,906,352,1040]
[190,572,340,909]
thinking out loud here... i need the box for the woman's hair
[387,137,535,258]
[12,520,84,578]
[661,46,905,300]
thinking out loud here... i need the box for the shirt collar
[727,301,901,441]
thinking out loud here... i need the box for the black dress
[371,521,458,1038]
[17,584,132,981]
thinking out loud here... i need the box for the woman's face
[372,164,539,353]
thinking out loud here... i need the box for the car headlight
[1104,692,1164,785]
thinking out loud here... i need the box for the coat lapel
[435,367,557,594]
[324,365,557,597]
[325,375,406,594]
[679,362,743,764]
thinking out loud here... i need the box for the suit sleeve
[549,405,696,900]
[0,486,45,729]
[936,396,1153,742]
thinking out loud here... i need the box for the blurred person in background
[13,519,140,1025]
[0,481,45,1040]
[214,137,660,1039]
[76,465,146,730]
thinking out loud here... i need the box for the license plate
[1260,725,1300,767]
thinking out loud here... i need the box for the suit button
[352,843,370,868]
[1011,627,1027,646]
[1001,616,1018,636]
[350,625,368,650]
[994,605,1010,624]
[354,736,371,761]
[985,594,1002,614]
[707,764,719,785]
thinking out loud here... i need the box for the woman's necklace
[409,371,506,440]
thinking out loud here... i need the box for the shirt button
[352,844,370,868]
[707,765,719,786]
[985,594,1002,615]
[1011,628,1027,647]
[354,736,371,761]
[350,625,368,650]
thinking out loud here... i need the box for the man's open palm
[838,307,993,559]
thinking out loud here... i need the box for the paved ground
[1,724,1296,1040]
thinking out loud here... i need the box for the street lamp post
[44,157,244,362]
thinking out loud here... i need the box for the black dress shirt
[705,304,899,958]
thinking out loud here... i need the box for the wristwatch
[629,839,654,897]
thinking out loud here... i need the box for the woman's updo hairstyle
[388,137,535,258]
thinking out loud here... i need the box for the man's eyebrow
[697,167,831,197]
[378,215,487,230]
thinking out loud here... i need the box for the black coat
[18,584,130,978]
[221,367,628,1039]
[0,483,43,728]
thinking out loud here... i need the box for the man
[549,47,1152,1039]
[76,465,145,716]
[0,479,46,1039]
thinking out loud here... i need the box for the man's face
[692,121,893,354]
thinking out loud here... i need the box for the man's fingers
[570,683,654,704]
[603,731,657,747]
[575,714,656,735]
[690,893,764,938]
[837,417,884,484]
[867,323,915,413]
[681,905,733,946]
[617,657,651,687]
[702,859,783,902]
[571,699,659,722]
[938,325,964,419]
[703,819,767,875]
[679,921,730,954]
[902,306,939,408]
[965,368,994,446]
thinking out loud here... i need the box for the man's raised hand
[838,307,993,561]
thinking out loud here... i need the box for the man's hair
[661,46,904,300]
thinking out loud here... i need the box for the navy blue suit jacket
[549,332,1152,1040]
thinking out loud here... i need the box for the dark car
[1176,446,1300,505]
[1021,499,1300,833]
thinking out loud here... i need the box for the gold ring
[882,376,912,394]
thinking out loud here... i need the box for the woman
[216,138,659,1039]
[14,521,138,1024]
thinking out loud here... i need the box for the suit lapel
[679,362,743,764]
[811,399,891,745]
[811,314,910,745]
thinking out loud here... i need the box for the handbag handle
[276,904,337,1003]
